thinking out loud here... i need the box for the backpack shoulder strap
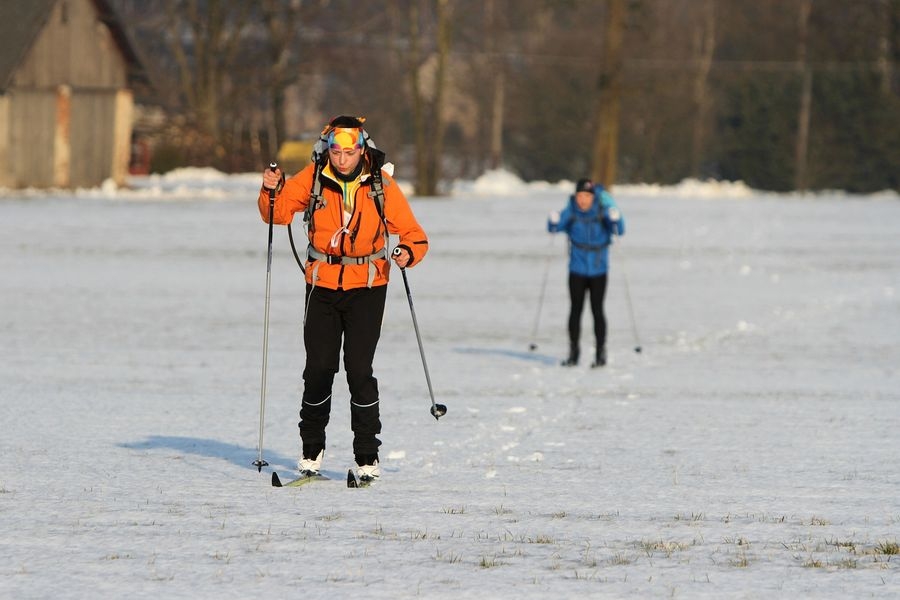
[366,148,388,225]
[303,150,329,233]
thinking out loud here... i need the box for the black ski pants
[299,283,387,457]
[567,272,608,354]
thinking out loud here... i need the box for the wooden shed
[0,0,147,188]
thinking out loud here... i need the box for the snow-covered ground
[1,170,898,599]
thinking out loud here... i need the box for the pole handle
[267,162,278,201]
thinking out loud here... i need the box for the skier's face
[575,191,594,211]
[329,146,362,175]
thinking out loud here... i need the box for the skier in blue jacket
[548,178,625,367]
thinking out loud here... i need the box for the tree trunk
[591,0,625,190]
[878,0,893,96]
[690,0,716,178]
[429,0,451,193]
[794,0,813,192]
[408,2,427,194]
[490,72,505,170]
[486,0,504,170]
[410,0,452,196]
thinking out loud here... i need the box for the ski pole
[528,234,555,351]
[253,161,278,471]
[393,248,447,420]
[617,241,642,354]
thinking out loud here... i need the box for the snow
[1,169,899,599]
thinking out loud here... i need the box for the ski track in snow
[1,172,899,598]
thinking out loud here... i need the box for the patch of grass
[498,530,515,542]
[479,555,501,568]
[409,529,438,540]
[730,552,750,568]
[581,542,597,567]
[808,516,829,526]
[803,556,858,569]
[875,540,899,555]
[825,537,856,552]
[434,549,462,564]
[749,512,785,523]
[803,557,824,568]
[442,505,466,515]
[527,534,555,544]
[640,539,690,557]
[674,512,705,522]
[723,536,750,547]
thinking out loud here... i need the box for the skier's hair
[328,115,365,129]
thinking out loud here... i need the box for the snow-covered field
[1,170,899,598]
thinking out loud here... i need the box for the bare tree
[408,0,452,195]
[260,0,301,158]
[163,0,252,159]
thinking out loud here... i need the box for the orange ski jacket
[258,158,428,291]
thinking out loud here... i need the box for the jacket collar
[321,157,371,186]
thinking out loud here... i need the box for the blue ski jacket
[547,184,625,277]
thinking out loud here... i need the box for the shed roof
[0,0,149,93]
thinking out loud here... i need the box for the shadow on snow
[453,346,558,366]
[119,435,295,472]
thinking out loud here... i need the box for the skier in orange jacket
[259,115,428,484]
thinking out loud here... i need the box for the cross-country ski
[271,471,328,488]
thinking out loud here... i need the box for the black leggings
[299,284,387,456]
[568,272,608,351]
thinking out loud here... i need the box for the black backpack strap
[367,148,387,220]
[365,148,390,247]
[304,156,328,234]
[287,141,329,274]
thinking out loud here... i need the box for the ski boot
[561,345,579,367]
[590,347,607,368]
